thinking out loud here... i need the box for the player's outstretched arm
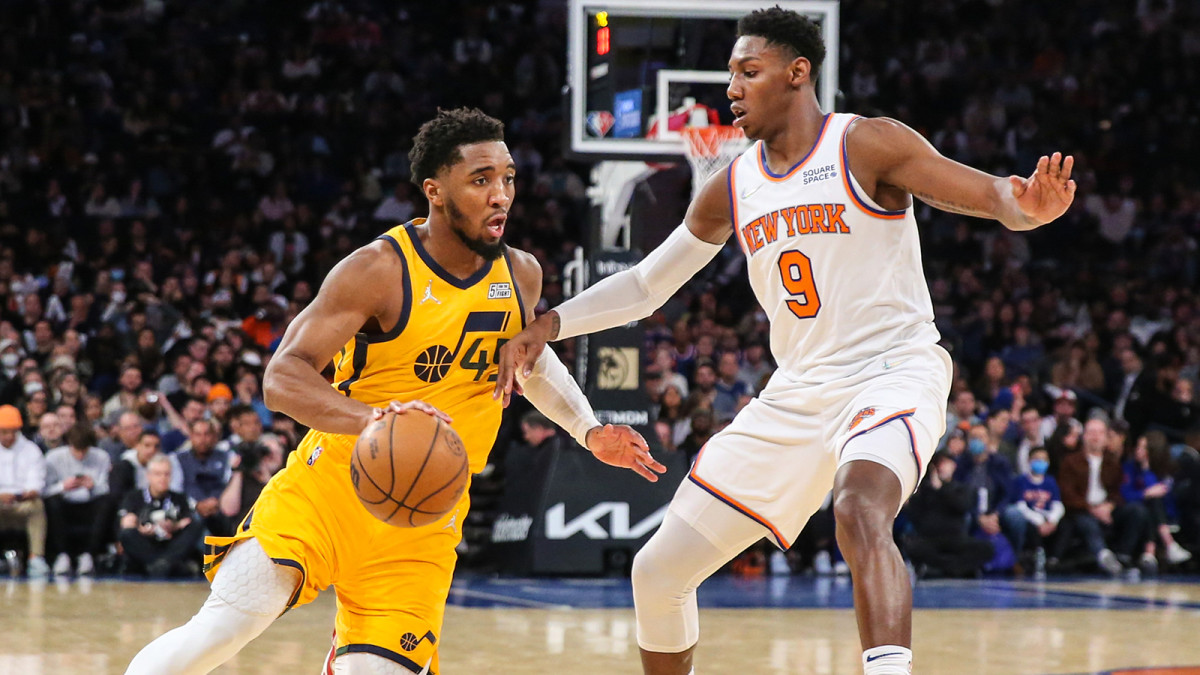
[263,242,444,436]
[848,117,1076,231]
[502,249,666,481]
[493,169,734,403]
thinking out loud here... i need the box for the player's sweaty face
[442,141,515,248]
[727,36,796,140]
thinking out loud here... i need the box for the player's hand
[585,424,667,482]
[493,312,558,407]
[1008,152,1076,228]
[371,400,453,424]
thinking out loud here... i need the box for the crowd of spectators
[0,0,1197,580]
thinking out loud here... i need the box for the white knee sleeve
[333,652,430,674]
[211,537,301,614]
[125,539,301,675]
[632,505,764,653]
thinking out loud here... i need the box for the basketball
[350,411,469,527]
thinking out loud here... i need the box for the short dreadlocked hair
[408,107,505,186]
[737,6,826,73]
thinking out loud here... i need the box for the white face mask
[0,353,18,368]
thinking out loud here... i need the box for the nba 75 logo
[849,407,875,431]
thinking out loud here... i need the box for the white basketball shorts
[677,342,952,549]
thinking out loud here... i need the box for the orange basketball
[350,411,469,527]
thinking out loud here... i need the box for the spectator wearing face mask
[1001,447,1063,576]
[0,339,24,404]
[955,423,1015,544]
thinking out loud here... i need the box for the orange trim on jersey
[901,417,923,481]
[756,113,832,183]
[840,115,907,220]
[688,444,791,549]
[851,408,917,439]
[726,157,747,254]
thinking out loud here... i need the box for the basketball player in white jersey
[495,7,1075,675]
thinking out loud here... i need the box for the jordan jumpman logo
[421,280,440,304]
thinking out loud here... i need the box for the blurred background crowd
[0,0,1197,580]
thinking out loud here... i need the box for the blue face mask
[1030,459,1049,476]
[968,439,987,456]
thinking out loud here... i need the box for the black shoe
[146,559,172,579]
[174,560,201,578]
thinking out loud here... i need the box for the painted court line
[983,581,1200,612]
[447,586,574,610]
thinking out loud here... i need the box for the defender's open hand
[1009,152,1076,226]
[585,424,667,482]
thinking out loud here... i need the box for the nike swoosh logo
[866,652,904,663]
[740,183,764,199]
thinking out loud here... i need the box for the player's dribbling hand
[372,400,453,424]
[585,424,668,482]
[493,314,557,407]
[1008,152,1076,228]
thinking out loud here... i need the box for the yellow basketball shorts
[203,429,469,674]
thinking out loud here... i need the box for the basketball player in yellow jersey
[125,108,664,675]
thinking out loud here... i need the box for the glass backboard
[566,0,840,162]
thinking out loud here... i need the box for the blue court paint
[445,573,1200,611]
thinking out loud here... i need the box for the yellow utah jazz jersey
[332,219,525,473]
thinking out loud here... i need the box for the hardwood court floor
[2,575,1200,674]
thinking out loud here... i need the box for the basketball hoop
[681,126,750,197]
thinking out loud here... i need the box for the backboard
[567,0,840,162]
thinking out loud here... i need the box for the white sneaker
[52,553,71,576]
[1097,548,1122,576]
[1166,542,1193,564]
[26,556,48,579]
[813,550,833,575]
[76,553,94,576]
[1139,551,1159,576]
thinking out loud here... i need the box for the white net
[682,126,750,197]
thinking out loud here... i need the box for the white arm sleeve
[1015,500,1046,526]
[553,224,725,340]
[520,347,602,449]
[1045,500,1065,526]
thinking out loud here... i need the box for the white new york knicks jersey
[727,112,940,380]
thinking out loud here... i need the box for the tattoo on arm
[909,190,992,218]
[548,312,561,341]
